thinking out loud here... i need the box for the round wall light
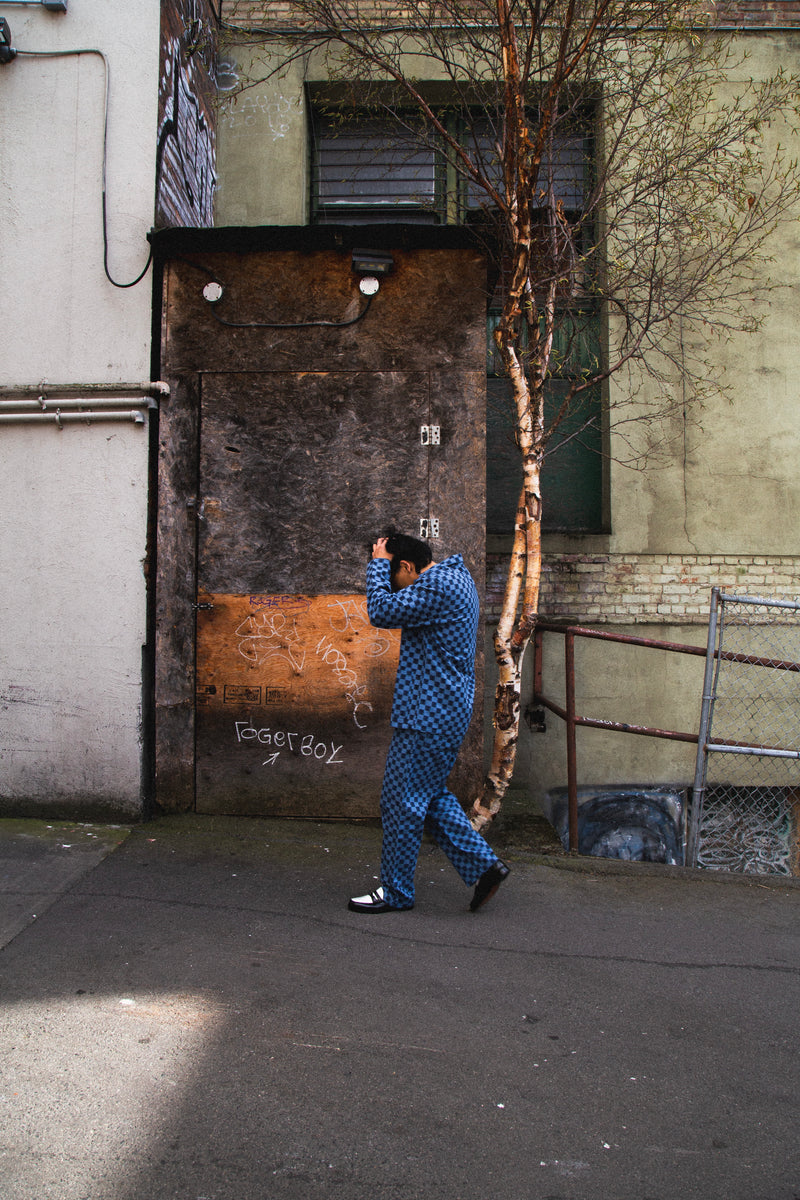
[203,281,224,303]
[358,276,380,297]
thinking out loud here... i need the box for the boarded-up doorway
[154,230,487,818]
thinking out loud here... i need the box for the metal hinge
[419,517,439,539]
[192,601,214,611]
[420,425,440,446]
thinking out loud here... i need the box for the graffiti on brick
[157,0,217,228]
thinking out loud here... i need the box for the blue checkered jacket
[366,554,479,744]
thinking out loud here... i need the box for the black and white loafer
[469,861,510,912]
[348,886,404,913]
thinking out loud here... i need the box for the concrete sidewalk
[0,814,798,1200]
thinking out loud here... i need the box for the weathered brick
[486,552,800,626]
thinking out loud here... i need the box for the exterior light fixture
[352,249,394,276]
[358,276,381,297]
[0,18,16,63]
[351,248,394,297]
[202,281,224,303]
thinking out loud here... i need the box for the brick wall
[716,2,800,25]
[222,1,800,27]
[486,552,800,625]
[158,0,218,227]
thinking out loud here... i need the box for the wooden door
[154,240,488,817]
[194,370,430,816]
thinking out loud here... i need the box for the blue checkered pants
[379,729,498,909]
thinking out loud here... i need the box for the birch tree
[221,0,800,827]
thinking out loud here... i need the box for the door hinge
[193,601,214,611]
[420,424,440,446]
[419,517,439,539]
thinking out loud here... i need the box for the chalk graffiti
[219,92,303,141]
[197,595,399,773]
[235,610,306,674]
[268,95,302,140]
[327,597,368,633]
[326,598,393,658]
[315,634,374,729]
[234,721,343,765]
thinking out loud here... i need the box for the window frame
[308,88,595,229]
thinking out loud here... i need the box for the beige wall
[216,47,308,224]
[0,0,160,816]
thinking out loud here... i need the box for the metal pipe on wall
[0,382,168,426]
[0,382,169,398]
[0,398,157,412]
[0,410,148,425]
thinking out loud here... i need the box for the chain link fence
[687,591,800,876]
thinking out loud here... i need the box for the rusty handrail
[532,621,800,853]
[537,620,800,671]
[532,623,708,853]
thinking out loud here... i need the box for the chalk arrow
[262,753,280,766]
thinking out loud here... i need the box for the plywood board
[195,592,400,816]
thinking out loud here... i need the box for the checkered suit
[367,555,479,744]
[366,555,499,909]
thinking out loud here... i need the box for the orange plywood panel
[195,592,400,816]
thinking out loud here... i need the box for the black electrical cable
[16,48,152,288]
[208,295,373,329]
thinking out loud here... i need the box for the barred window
[310,107,589,225]
[311,112,442,223]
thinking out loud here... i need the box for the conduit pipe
[0,381,168,427]
[0,397,158,410]
[0,381,169,397]
[0,410,149,426]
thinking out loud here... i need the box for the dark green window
[487,307,605,534]
[311,112,443,223]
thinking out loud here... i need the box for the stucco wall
[0,1,161,816]
[215,47,307,224]
[538,36,800,590]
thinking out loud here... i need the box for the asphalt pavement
[1,813,798,1200]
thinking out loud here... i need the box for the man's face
[391,559,420,591]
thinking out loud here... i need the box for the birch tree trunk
[468,0,565,831]
[470,338,546,832]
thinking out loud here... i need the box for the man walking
[348,531,509,914]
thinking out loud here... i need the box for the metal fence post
[687,587,721,867]
[565,629,578,852]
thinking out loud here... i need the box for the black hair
[383,529,433,575]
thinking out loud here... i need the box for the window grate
[310,108,590,225]
[312,114,442,223]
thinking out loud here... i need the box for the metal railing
[532,622,705,853]
[533,598,800,875]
